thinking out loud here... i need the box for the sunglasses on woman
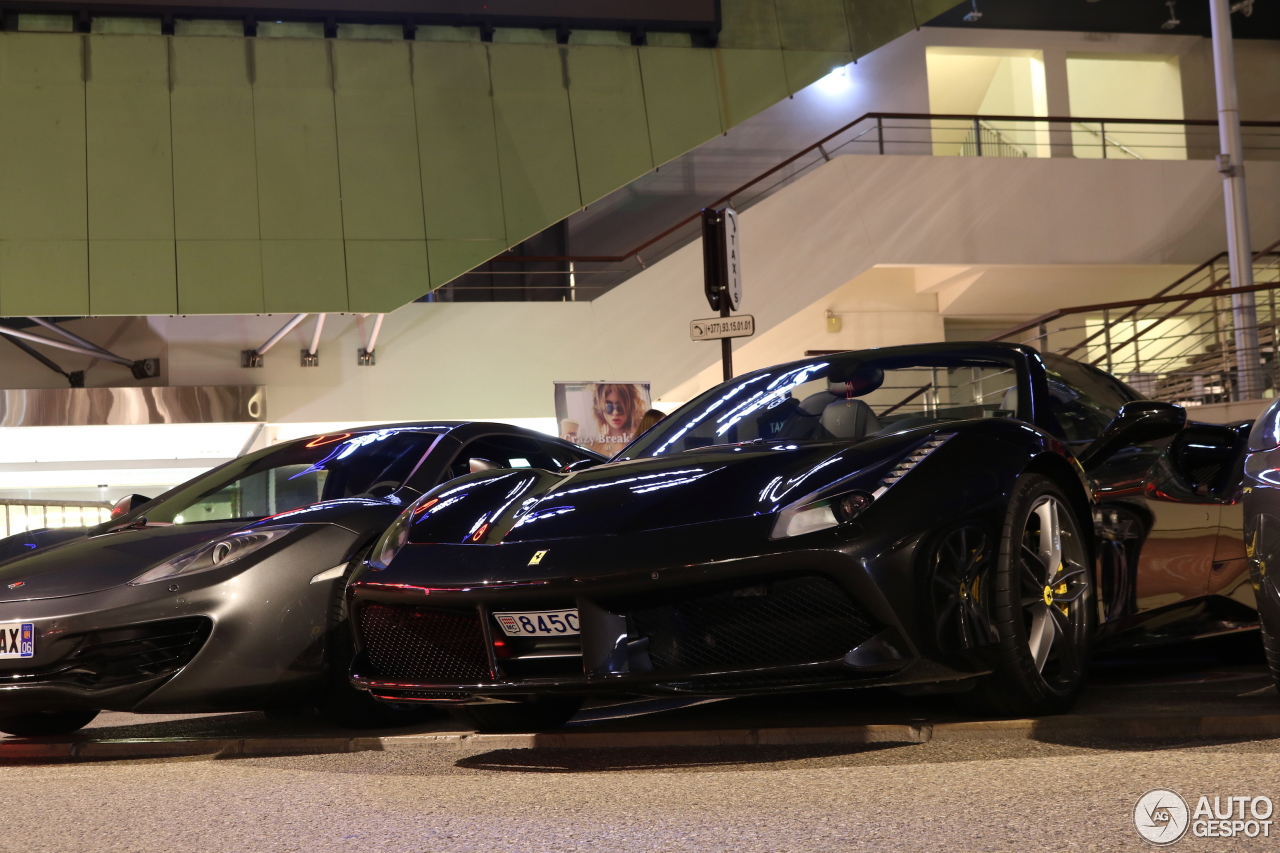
[603,402,629,415]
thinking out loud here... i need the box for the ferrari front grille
[358,603,491,682]
[630,576,880,672]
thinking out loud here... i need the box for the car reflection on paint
[0,422,602,737]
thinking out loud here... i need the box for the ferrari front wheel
[0,709,99,737]
[966,474,1094,717]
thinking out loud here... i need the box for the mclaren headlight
[130,525,299,585]
[1249,398,1280,452]
[771,491,873,539]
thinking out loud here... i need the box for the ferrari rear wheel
[450,697,584,734]
[0,709,99,737]
[965,473,1094,717]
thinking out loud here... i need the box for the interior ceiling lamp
[1231,0,1255,14]
[963,0,982,22]
[1162,0,1182,29]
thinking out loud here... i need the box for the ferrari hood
[406,434,923,545]
[0,521,249,603]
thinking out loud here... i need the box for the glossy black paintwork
[349,343,1258,704]
[0,421,602,714]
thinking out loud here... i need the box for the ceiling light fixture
[1162,1,1182,29]
[963,0,983,22]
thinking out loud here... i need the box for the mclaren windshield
[131,427,443,525]
[621,350,1028,459]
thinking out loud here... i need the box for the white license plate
[0,621,34,659]
[494,609,580,637]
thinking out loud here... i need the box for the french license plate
[0,622,34,659]
[494,609,580,637]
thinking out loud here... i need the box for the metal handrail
[987,237,1280,343]
[491,111,1280,266]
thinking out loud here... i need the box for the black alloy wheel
[450,697,585,734]
[0,709,99,738]
[966,473,1095,716]
[932,525,998,651]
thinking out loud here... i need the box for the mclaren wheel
[0,709,99,738]
[966,473,1095,716]
[449,697,584,734]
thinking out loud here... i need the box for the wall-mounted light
[826,310,842,333]
[816,66,852,96]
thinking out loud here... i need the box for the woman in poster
[562,383,648,458]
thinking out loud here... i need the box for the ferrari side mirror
[110,493,152,520]
[1076,401,1186,471]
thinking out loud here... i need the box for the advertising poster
[554,381,652,458]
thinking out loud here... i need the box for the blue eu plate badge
[0,621,35,659]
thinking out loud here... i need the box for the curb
[5,713,1280,763]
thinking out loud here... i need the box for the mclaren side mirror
[1076,401,1187,471]
[110,493,152,520]
[562,458,602,474]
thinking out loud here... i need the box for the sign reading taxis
[690,315,755,342]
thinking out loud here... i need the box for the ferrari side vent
[872,433,954,498]
[358,603,491,682]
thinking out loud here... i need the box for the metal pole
[720,300,733,381]
[308,313,325,356]
[973,118,983,157]
[0,326,134,366]
[1100,121,1107,159]
[876,116,884,155]
[25,317,118,359]
[1210,0,1261,400]
[1103,309,1114,374]
[257,313,307,355]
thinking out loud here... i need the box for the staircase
[988,238,1280,407]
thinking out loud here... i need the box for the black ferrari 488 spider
[0,422,601,736]
[347,343,1258,731]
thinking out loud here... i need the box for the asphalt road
[4,639,1279,852]
[5,735,1280,852]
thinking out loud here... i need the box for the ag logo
[1135,789,1190,845]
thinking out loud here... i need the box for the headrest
[826,363,885,397]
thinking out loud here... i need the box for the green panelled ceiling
[0,0,957,316]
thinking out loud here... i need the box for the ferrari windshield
[136,427,443,525]
[622,351,1025,458]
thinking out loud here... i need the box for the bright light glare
[816,66,852,95]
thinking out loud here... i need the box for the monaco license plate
[494,609,580,637]
[0,621,34,659]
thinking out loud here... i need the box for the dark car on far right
[1243,398,1280,691]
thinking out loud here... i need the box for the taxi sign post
[701,206,744,380]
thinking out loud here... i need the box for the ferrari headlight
[369,495,435,569]
[130,526,298,585]
[1249,398,1280,452]
[771,491,873,539]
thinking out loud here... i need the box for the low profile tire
[1256,586,1280,694]
[449,697,584,734]
[964,473,1095,717]
[0,709,99,737]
